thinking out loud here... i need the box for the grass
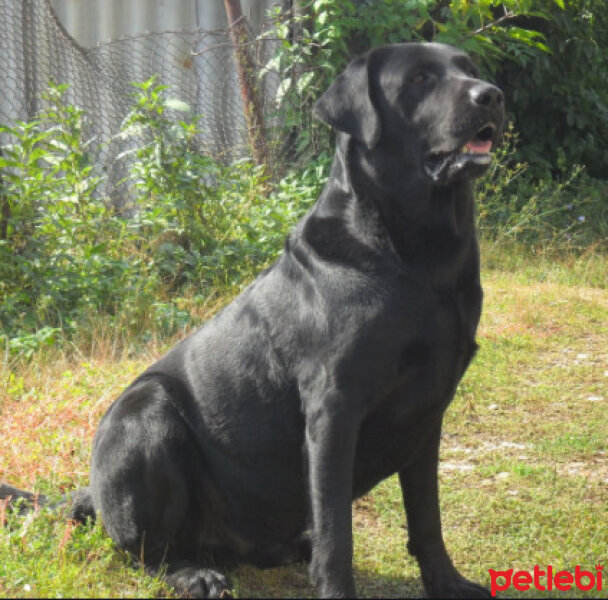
[1,242,607,598]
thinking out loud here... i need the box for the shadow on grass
[231,561,424,598]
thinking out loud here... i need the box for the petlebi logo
[489,564,603,596]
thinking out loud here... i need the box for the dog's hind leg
[90,376,232,598]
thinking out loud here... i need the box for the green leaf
[164,98,191,113]
[296,72,316,95]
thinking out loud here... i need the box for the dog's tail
[0,482,95,523]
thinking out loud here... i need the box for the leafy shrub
[0,81,319,353]
[476,123,608,249]
[118,78,320,291]
[497,1,608,179]
[0,85,131,336]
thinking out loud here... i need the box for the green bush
[496,0,608,179]
[476,123,608,249]
[0,81,319,352]
[118,78,320,291]
[0,84,130,336]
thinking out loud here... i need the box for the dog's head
[314,43,504,186]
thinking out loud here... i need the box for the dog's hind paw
[165,565,232,599]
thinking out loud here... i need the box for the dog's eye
[410,72,427,85]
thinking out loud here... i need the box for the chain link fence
[0,0,319,201]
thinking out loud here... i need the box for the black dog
[2,43,503,598]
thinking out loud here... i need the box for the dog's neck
[308,135,478,286]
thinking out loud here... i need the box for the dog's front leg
[399,421,489,598]
[306,403,359,598]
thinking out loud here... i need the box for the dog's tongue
[465,139,492,154]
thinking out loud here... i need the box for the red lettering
[513,571,532,591]
[489,569,513,597]
[533,565,546,591]
[555,571,573,591]
[575,566,595,591]
[490,564,603,594]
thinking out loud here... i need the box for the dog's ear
[313,53,380,149]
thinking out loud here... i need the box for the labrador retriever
[1,42,504,598]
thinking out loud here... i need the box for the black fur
[2,43,503,598]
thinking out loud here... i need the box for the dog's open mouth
[424,124,496,183]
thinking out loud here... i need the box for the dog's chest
[349,289,477,494]
[402,288,473,400]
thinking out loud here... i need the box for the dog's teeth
[461,146,469,154]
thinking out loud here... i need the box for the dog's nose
[469,83,504,109]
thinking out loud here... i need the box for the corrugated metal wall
[49,0,271,47]
[44,0,279,161]
[0,0,285,202]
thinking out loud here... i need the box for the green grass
[1,244,607,598]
